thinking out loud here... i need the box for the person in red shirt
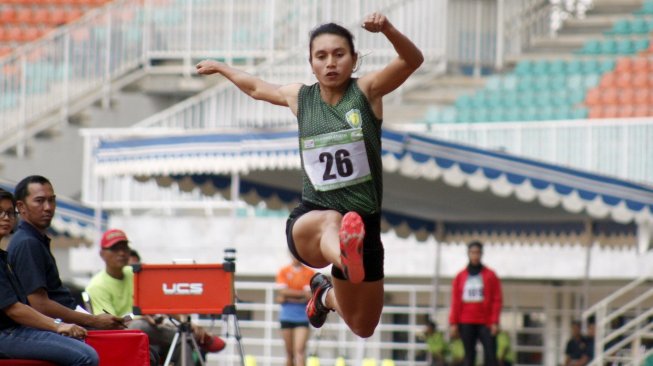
[449,241,503,366]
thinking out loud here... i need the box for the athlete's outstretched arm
[358,12,424,99]
[196,60,301,113]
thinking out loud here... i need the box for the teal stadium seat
[552,90,569,107]
[565,59,583,74]
[630,18,649,34]
[485,75,502,91]
[634,39,649,52]
[440,107,457,123]
[571,107,589,119]
[471,93,487,108]
[518,90,537,108]
[599,58,616,73]
[539,107,555,120]
[484,93,502,108]
[456,108,473,123]
[635,0,653,15]
[500,75,518,90]
[531,60,549,75]
[579,40,601,55]
[471,108,490,123]
[549,59,566,75]
[504,108,522,122]
[600,39,618,54]
[517,75,535,91]
[535,91,554,107]
[583,74,600,89]
[500,91,519,108]
[488,108,506,122]
[514,61,533,76]
[533,75,551,91]
[605,19,630,35]
[551,74,567,89]
[566,75,584,90]
[455,94,473,109]
[581,59,599,74]
[616,39,636,55]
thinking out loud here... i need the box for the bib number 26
[320,149,354,180]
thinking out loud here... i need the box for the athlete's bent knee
[351,324,376,338]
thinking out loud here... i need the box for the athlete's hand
[490,324,499,336]
[57,323,87,339]
[361,12,390,33]
[196,60,224,75]
[449,324,458,338]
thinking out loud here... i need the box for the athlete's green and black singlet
[296,78,383,215]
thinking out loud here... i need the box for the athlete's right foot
[306,273,333,328]
[339,211,365,284]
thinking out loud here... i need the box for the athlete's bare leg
[292,210,383,338]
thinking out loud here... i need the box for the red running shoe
[305,273,333,328]
[339,211,365,284]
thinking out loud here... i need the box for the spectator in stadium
[422,320,447,366]
[564,321,590,366]
[7,175,124,330]
[449,241,503,366]
[584,320,595,362]
[0,189,99,365]
[496,330,515,366]
[276,256,315,366]
[449,332,465,366]
[197,11,423,338]
[129,248,141,265]
[85,229,225,365]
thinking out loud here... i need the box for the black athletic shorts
[280,321,309,329]
[285,200,384,282]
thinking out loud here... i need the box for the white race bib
[462,274,484,303]
[301,128,372,192]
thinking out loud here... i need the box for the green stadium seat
[423,106,440,124]
[565,59,583,74]
[578,40,601,55]
[500,91,519,108]
[521,107,538,121]
[485,75,502,91]
[485,93,502,108]
[456,108,473,123]
[630,18,649,34]
[531,60,549,75]
[539,107,555,120]
[616,39,636,55]
[517,75,535,91]
[635,1,653,15]
[583,74,600,89]
[605,19,631,35]
[514,60,533,75]
[567,89,586,105]
[552,90,569,107]
[535,91,554,107]
[601,39,619,54]
[599,58,616,73]
[440,106,457,124]
[533,75,551,91]
[488,108,506,122]
[471,92,487,108]
[571,107,589,119]
[552,107,571,120]
[581,59,599,74]
[549,59,566,75]
[501,75,518,90]
[518,91,537,108]
[634,39,650,52]
[551,74,567,89]
[504,108,522,121]
[471,108,490,123]
[455,94,473,109]
[566,75,584,90]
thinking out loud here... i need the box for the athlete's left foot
[339,211,365,284]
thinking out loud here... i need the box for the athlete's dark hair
[14,175,51,202]
[308,22,356,61]
[467,241,483,252]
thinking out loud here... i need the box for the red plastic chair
[617,104,635,118]
[615,71,633,88]
[617,88,635,105]
[599,73,616,88]
[632,56,648,72]
[600,88,619,105]
[602,105,619,118]
[585,88,601,106]
[634,88,649,105]
[588,106,604,119]
[633,104,650,117]
[614,57,632,73]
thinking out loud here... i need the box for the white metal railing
[0,0,145,156]
[134,0,446,129]
[582,276,653,366]
[446,0,552,73]
[398,118,653,185]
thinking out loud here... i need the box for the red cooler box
[86,330,150,366]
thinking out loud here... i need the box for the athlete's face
[468,246,482,266]
[310,34,357,88]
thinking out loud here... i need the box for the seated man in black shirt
[565,321,590,366]
[0,188,98,365]
[7,175,123,330]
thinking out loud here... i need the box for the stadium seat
[533,75,551,91]
[605,19,630,35]
[633,104,650,117]
[567,89,586,105]
[566,59,583,74]
[616,72,633,88]
[471,92,487,109]
[585,88,601,106]
[567,74,584,90]
[634,88,649,104]
[471,108,490,123]
[514,60,533,75]
[500,75,518,90]
[579,40,601,55]
[602,105,619,118]
[581,59,599,74]
[635,0,653,15]
[602,39,619,55]
[551,74,567,89]
[618,88,635,105]
[484,93,502,108]
[600,88,619,105]
[549,59,566,75]
[455,94,473,109]
[531,60,549,75]
[617,105,635,118]
[500,91,519,108]
[571,107,589,119]
[615,57,632,72]
[630,18,649,34]
[599,73,616,88]
[488,108,506,122]
[632,57,648,71]
[518,90,537,108]
[539,106,555,120]
[485,75,501,91]
[588,106,603,119]
[456,108,473,123]
[583,74,600,89]
[634,39,649,53]
[517,75,535,91]
[599,58,616,73]
[503,107,522,121]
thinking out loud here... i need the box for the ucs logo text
[162,283,204,295]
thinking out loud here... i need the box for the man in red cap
[86,229,225,365]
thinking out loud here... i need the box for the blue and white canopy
[90,128,653,244]
[0,179,108,243]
